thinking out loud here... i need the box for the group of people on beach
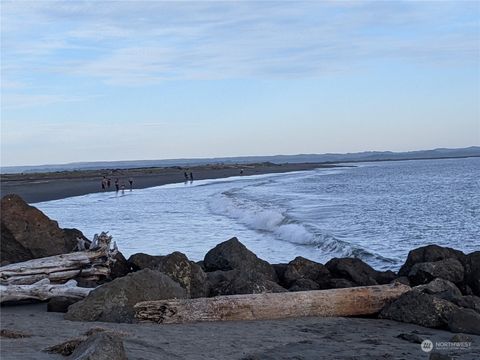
[101,176,133,194]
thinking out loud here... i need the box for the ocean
[35,157,480,271]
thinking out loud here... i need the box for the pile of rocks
[1,194,479,335]
[379,245,480,335]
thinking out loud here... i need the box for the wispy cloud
[2,0,478,89]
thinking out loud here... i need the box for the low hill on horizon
[2,146,479,174]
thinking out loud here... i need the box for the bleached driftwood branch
[0,279,93,303]
[135,283,411,324]
[0,232,117,286]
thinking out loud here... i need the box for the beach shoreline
[0,163,339,204]
[2,303,476,360]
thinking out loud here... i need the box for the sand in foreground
[1,304,478,360]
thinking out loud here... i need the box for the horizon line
[1,145,479,170]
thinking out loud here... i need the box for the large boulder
[451,295,480,314]
[65,269,186,323]
[128,253,161,270]
[398,245,466,276]
[0,194,89,265]
[70,332,127,360]
[128,252,207,298]
[414,278,462,301]
[108,252,131,280]
[283,257,331,289]
[203,238,278,282]
[408,258,464,286]
[379,290,457,328]
[447,308,480,335]
[207,269,286,296]
[325,257,395,286]
[464,251,480,296]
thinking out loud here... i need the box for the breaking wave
[208,191,394,265]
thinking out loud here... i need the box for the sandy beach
[0,163,337,203]
[2,303,477,360]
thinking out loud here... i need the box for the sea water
[35,157,480,270]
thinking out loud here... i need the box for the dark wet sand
[1,303,478,360]
[0,163,338,204]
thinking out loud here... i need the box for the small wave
[208,192,395,265]
[209,193,285,232]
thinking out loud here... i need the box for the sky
[1,0,479,166]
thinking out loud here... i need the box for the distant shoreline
[0,163,340,204]
[2,146,478,174]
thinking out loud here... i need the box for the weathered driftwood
[0,232,117,286]
[135,283,411,324]
[0,279,93,303]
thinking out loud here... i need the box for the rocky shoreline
[1,194,479,359]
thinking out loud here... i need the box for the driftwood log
[135,283,410,324]
[0,232,117,286]
[0,279,93,303]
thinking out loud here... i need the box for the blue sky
[1,0,479,166]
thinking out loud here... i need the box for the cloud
[1,1,478,88]
[1,93,100,109]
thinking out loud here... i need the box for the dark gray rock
[283,257,330,289]
[451,295,480,314]
[408,258,464,286]
[399,245,466,276]
[328,278,356,289]
[448,308,480,335]
[70,332,127,360]
[196,260,206,271]
[0,194,89,265]
[203,237,277,282]
[65,269,186,323]
[465,251,480,296]
[108,252,131,280]
[375,270,397,285]
[288,278,320,292]
[272,263,288,286]
[128,253,159,270]
[379,290,457,328]
[128,251,207,298]
[415,278,462,301]
[47,296,81,313]
[396,332,424,344]
[325,257,383,286]
[394,276,410,286]
[207,269,286,296]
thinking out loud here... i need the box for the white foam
[209,193,319,246]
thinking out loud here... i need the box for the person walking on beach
[114,178,119,192]
[101,176,106,190]
[189,171,194,182]
[107,178,111,188]
[121,183,125,194]
[184,171,189,182]
[128,177,133,191]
